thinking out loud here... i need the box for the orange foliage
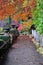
[0,0,36,20]
[29,0,36,9]
[0,4,16,20]
[13,14,19,22]
[24,6,32,17]
[5,4,16,15]
[22,19,32,30]
[21,12,28,20]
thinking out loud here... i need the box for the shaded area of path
[1,35,43,65]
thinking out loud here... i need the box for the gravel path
[1,35,43,65]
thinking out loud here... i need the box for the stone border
[29,35,43,56]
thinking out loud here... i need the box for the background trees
[32,0,43,35]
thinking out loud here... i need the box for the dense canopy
[0,0,36,20]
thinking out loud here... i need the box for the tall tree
[32,0,43,35]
